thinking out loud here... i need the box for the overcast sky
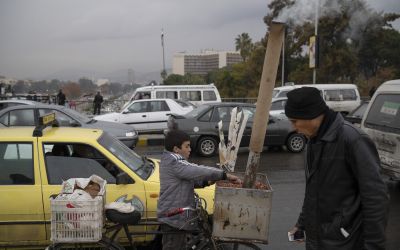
[0,0,399,81]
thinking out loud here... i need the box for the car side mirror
[116,172,135,184]
[268,119,275,124]
[122,110,130,114]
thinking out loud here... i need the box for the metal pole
[281,31,285,86]
[161,28,166,81]
[313,0,319,84]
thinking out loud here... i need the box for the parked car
[0,99,39,110]
[95,98,194,134]
[344,101,369,127]
[361,79,400,179]
[167,102,306,156]
[269,97,287,117]
[0,116,214,247]
[126,83,221,106]
[0,103,138,148]
[272,84,361,114]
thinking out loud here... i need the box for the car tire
[197,136,218,157]
[286,133,306,153]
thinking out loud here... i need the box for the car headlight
[125,131,136,137]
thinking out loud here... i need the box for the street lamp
[161,28,167,83]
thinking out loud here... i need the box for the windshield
[185,105,210,118]
[365,94,400,133]
[272,90,279,98]
[175,99,196,108]
[350,102,368,117]
[98,132,153,180]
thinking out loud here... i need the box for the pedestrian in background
[285,87,388,250]
[57,89,66,106]
[93,91,103,115]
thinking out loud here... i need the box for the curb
[137,135,165,147]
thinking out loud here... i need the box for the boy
[157,129,241,250]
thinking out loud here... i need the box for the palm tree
[235,33,253,61]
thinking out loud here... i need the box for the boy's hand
[226,173,242,185]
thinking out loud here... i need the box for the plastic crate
[50,196,103,243]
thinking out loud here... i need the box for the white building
[95,79,110,86]
[172,50,242,76]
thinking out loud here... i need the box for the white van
[361,79,400,179]
[272,84,361,114]
[127,84,221,106]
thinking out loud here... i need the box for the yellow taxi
[0,114,215,249]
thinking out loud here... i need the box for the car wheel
[197,136,218,157]
[286,133,306,153]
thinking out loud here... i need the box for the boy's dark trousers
[161,224,187,250]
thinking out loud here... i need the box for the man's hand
[226,173,242,185]
[288,226,305,243]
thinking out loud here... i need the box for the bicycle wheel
[48,238,124,250]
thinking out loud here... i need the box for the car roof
[130,98,175,102]
[0,100,39,105]
[136,84,216,91]
[0,126,103,141]
[0,103,69,113]
[203,102,255,107]
[377,79,400,92]
[271,97,287,102]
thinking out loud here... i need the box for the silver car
[168,102,306,157]
[0,103,138,148]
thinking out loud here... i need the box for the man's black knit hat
[284,87,328,119]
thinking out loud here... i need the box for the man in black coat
[57,89,66,106]
[93,91,103,115]
[285,87,388,250]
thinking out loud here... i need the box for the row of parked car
[0,92,304,248]
[0,98,307,157]
[1,80,398,248]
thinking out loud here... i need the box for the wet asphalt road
[136,145,400,250]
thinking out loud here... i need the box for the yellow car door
[0,137,46,245]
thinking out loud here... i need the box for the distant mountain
[42,68,170,84]
[43,68,101,82]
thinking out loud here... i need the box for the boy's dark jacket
[297,113,389,250]
[157,151,224,230]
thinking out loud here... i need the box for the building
[172,50,242,76]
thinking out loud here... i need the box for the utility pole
[243,22,285,188]
[281,30,285,86]
[312,0,320,84]
[161,28,167,82]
